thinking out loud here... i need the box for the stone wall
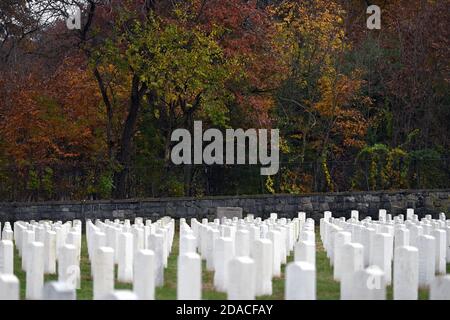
[0,189,448,224]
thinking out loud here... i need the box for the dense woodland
[0,0,448,201]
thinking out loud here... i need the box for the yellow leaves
[272,0,348,63]
[312,67,369,152]
[314,70,365,115]
[279,137,291,154]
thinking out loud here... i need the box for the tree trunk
[113,75,147,199]
[93,67,114,160]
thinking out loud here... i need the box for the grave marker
[418,235,436,288]
[0,274,19,300]
[117,232,133,283]
[213,237,234,292]
[133,249,155,300]
[26,242,44,300]
[227,256,256,300]
[177,252,202,300]
[217,207,243,220]
[0,240,14,274]
[433,229,447,274]
[253,238,273,296]
[430,275,450,300]
[285,261,316,300]
[93,247,114,300]
[43,281,76,300]
[393,246,419,300]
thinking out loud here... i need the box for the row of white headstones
[0,213,309,300]
[322,209,450,299]
[181,213,315,299]
[0,217,175,300]
[0,219,83,299]
[0,213,307,300]
[0,209,449,300]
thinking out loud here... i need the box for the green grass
[12,227,447,300]
[315,231,340,299]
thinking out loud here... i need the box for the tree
[0,55,105,200]
[271,0,371,192]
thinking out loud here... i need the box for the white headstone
[446,226,450,263]
[179,234,197,255]
[22,229,35,271]
[148,232,164,287]
[393,246,419,300]
[58,244,79,289]
[409,224,423,248]
[418,234,436,288]
[300,230,315,243]
[333,231,351,281]
[294,240,315,265]
[371,233,393,285]
[2,229,13,241]
[104,290,138,300]
[26,241,44,300]
[285,261,316,300]
[379,209,387,221]
[93,246,114,300]
[90,231,106,276]
[362,228,375,268]
[43,281,76,300]
[0,274,20,300]
[206,228,220,271]
[133,249,155,300]
[342,265,386,300]
[44,230,57,274]
[252,238,273,296]
[340,243,364,299]
[227,256,256,300]
[327,225,342,264]
[394,227,410,250]
[0,240,14,274]
[433,229,446,275]
[235,229,250,257]
[214,237,234,292]
[430,275,450,300]
[268,230,281,277]
[117,232,134,283]
[298,212,306,223]
[177,252,201,300]
[406,208,414,220]
[132,227,144,256]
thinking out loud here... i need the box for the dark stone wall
[0,189,448,224]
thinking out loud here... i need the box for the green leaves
[110,13,235,124]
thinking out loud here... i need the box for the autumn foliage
[0,0,448,200]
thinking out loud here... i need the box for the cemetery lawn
[13,227,447,300]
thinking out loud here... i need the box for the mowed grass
[12,226,447,300]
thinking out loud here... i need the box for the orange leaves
[313,71,368,154]
[314,71,365,114]
[0,54,105,167]
[192,0,284,126]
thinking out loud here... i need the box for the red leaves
[0,54,105,167]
